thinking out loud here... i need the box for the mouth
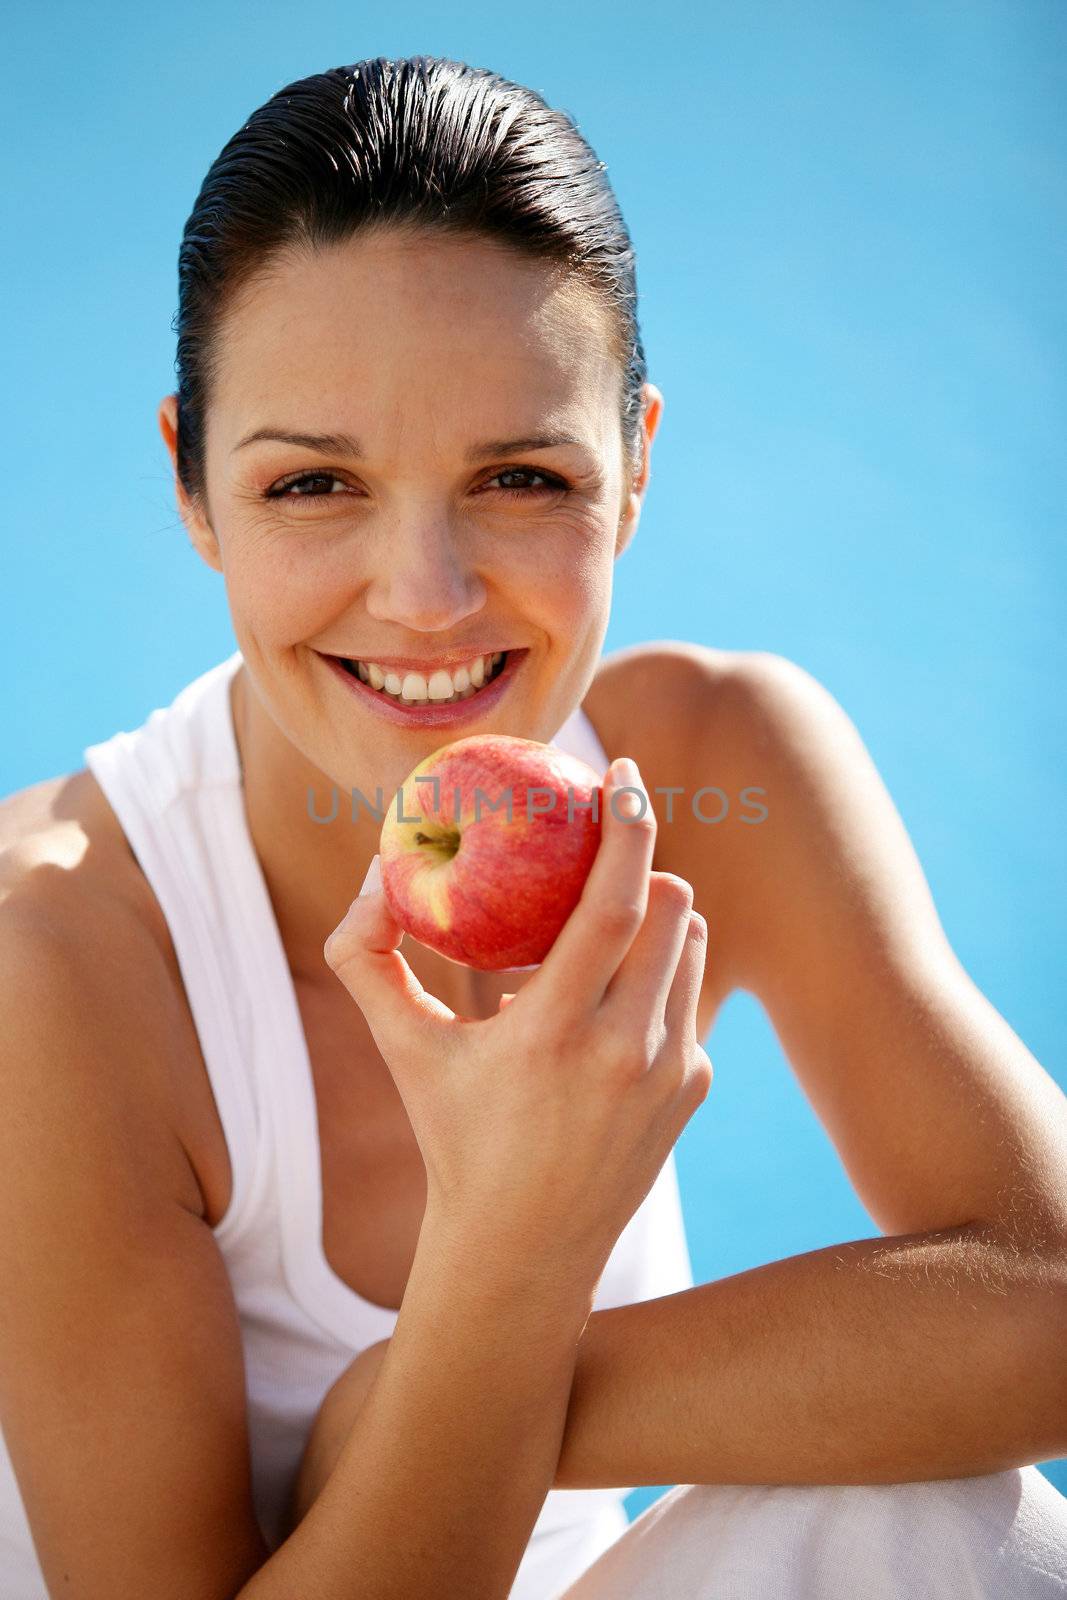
[319,647,526,726]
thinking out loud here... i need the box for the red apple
[378,733,603,971]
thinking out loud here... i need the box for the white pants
[515,1467,1067,1599]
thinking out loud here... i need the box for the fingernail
[609,757,646,820]
[610,757,640,788]
[359,854,382,897]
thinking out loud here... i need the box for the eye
[484,466,569,497]
[264,471,356,502]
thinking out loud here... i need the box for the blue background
[5,0,1065,1523]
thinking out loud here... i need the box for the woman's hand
[324,756,713,1299]
[285,1339,392,1535]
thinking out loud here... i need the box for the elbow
[1046,1240,1067,1427]
[1041,1290,1067,1460]
[1019,1233,1067,1461]
[966,1218,1067,1462]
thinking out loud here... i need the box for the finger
[529,756,657,1017]
[662,911,709,1044]
[497,992,517,1012]
[324,856,455,1049]
[601,872,695,1027]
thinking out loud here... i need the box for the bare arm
[0,897,273,1600]
[553,1218,1066,1488]
[712,653,1067,1248]
[290,1226,1066,1499]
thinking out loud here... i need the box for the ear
[615,382,663,560]
[158,394,223,573]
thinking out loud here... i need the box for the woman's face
[163,226,661,795]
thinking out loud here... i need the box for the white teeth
[400,672,429,702]
[349,650,510,705]
[427,669,455,701]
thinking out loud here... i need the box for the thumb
[324,855,454,1044]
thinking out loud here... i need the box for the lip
[319,647,528,728]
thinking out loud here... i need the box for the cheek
[529,522,615,633]
[222,526,358,643]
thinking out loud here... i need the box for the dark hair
[173,55,648,508]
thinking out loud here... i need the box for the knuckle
[601,1016,657,1081]
[612,792,657,834]
[600,896,645,937]
[688,1048,714,1101]
[687,910,708,942]
[651,873,694,917]
[322,928,355,971]
[666,1039,712,1093]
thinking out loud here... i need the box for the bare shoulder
[1,767,129,892]
[584,640,868,802]
[0,765,179,945]
[0,769,204,1216]
[582,639,745,771]
[606,645,959,998]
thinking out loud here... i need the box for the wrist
[415,1203,598,1339]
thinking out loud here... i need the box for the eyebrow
[232,427,591,462]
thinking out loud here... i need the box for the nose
[363,519,487,633]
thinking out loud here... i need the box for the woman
[0,54,1065,1600]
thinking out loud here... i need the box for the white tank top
[0,650,695,1598]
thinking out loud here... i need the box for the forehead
[210,228,619,431]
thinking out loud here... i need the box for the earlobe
[614,493,639,559]
[191,523,225,575]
